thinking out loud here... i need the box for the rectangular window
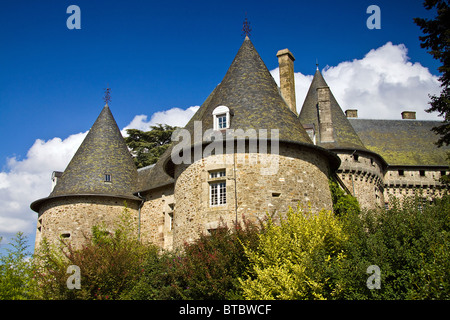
[217,114,227,129]
[104,174,111,182]
[210,181,226,206]
[398,170,404,176]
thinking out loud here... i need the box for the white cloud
[0,133,87,240]
[271,42,442,120]
[0,106,198,247]
[121,106,199,136]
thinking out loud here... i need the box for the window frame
[212,105,230,130]
[208,169,227,207]
[210,181,227,206]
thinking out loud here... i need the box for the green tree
[0,232,38,300]
[414,0,450,147]
[125,124,177,168]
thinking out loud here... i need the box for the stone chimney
[401,111,416,119]
[317,86,334,143]
[345,109,358,118]
[276,49,297,114]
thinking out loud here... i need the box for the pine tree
[414,0,450,147]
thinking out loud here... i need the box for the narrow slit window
[272,192,281,197]
[168,212,174,231]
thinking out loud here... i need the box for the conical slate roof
[163,37,341,177]
[31,104,139,212]
[50,104,138,198]
[183,36,313,145]
[299,69,368,151]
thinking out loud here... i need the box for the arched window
[212,105,230,130]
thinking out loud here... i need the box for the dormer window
[212,105,230,130]
[303,124,316,145]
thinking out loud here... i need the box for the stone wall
[172,143,333,249]
[35,196,140,250]
[139,185,174,250]
[337,152,385,209]
[384,168,448,204]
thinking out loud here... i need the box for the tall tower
[163,37,340,248]
[31,103,140,249]
[298,69,387,209]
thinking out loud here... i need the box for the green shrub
[340,194,450,299]
[239,207,348,300]
[329,177,360,217]
[35,206,157,300]
[16,192,450,300]
[126,217,261,300]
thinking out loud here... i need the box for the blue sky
[0,0,443,249]
[0,0,440,162]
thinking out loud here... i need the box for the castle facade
[31,37,449,251]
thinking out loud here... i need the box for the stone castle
[31,37,449,251]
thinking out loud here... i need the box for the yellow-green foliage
[239,207,347,300]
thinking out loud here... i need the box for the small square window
[104,174,112,182]
[210,170,226,179]
[419,170,425,177]
[398,170,404,176]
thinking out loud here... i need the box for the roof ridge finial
[316,58,319,71]
[103,85,111,106]
[242,12,251,39]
